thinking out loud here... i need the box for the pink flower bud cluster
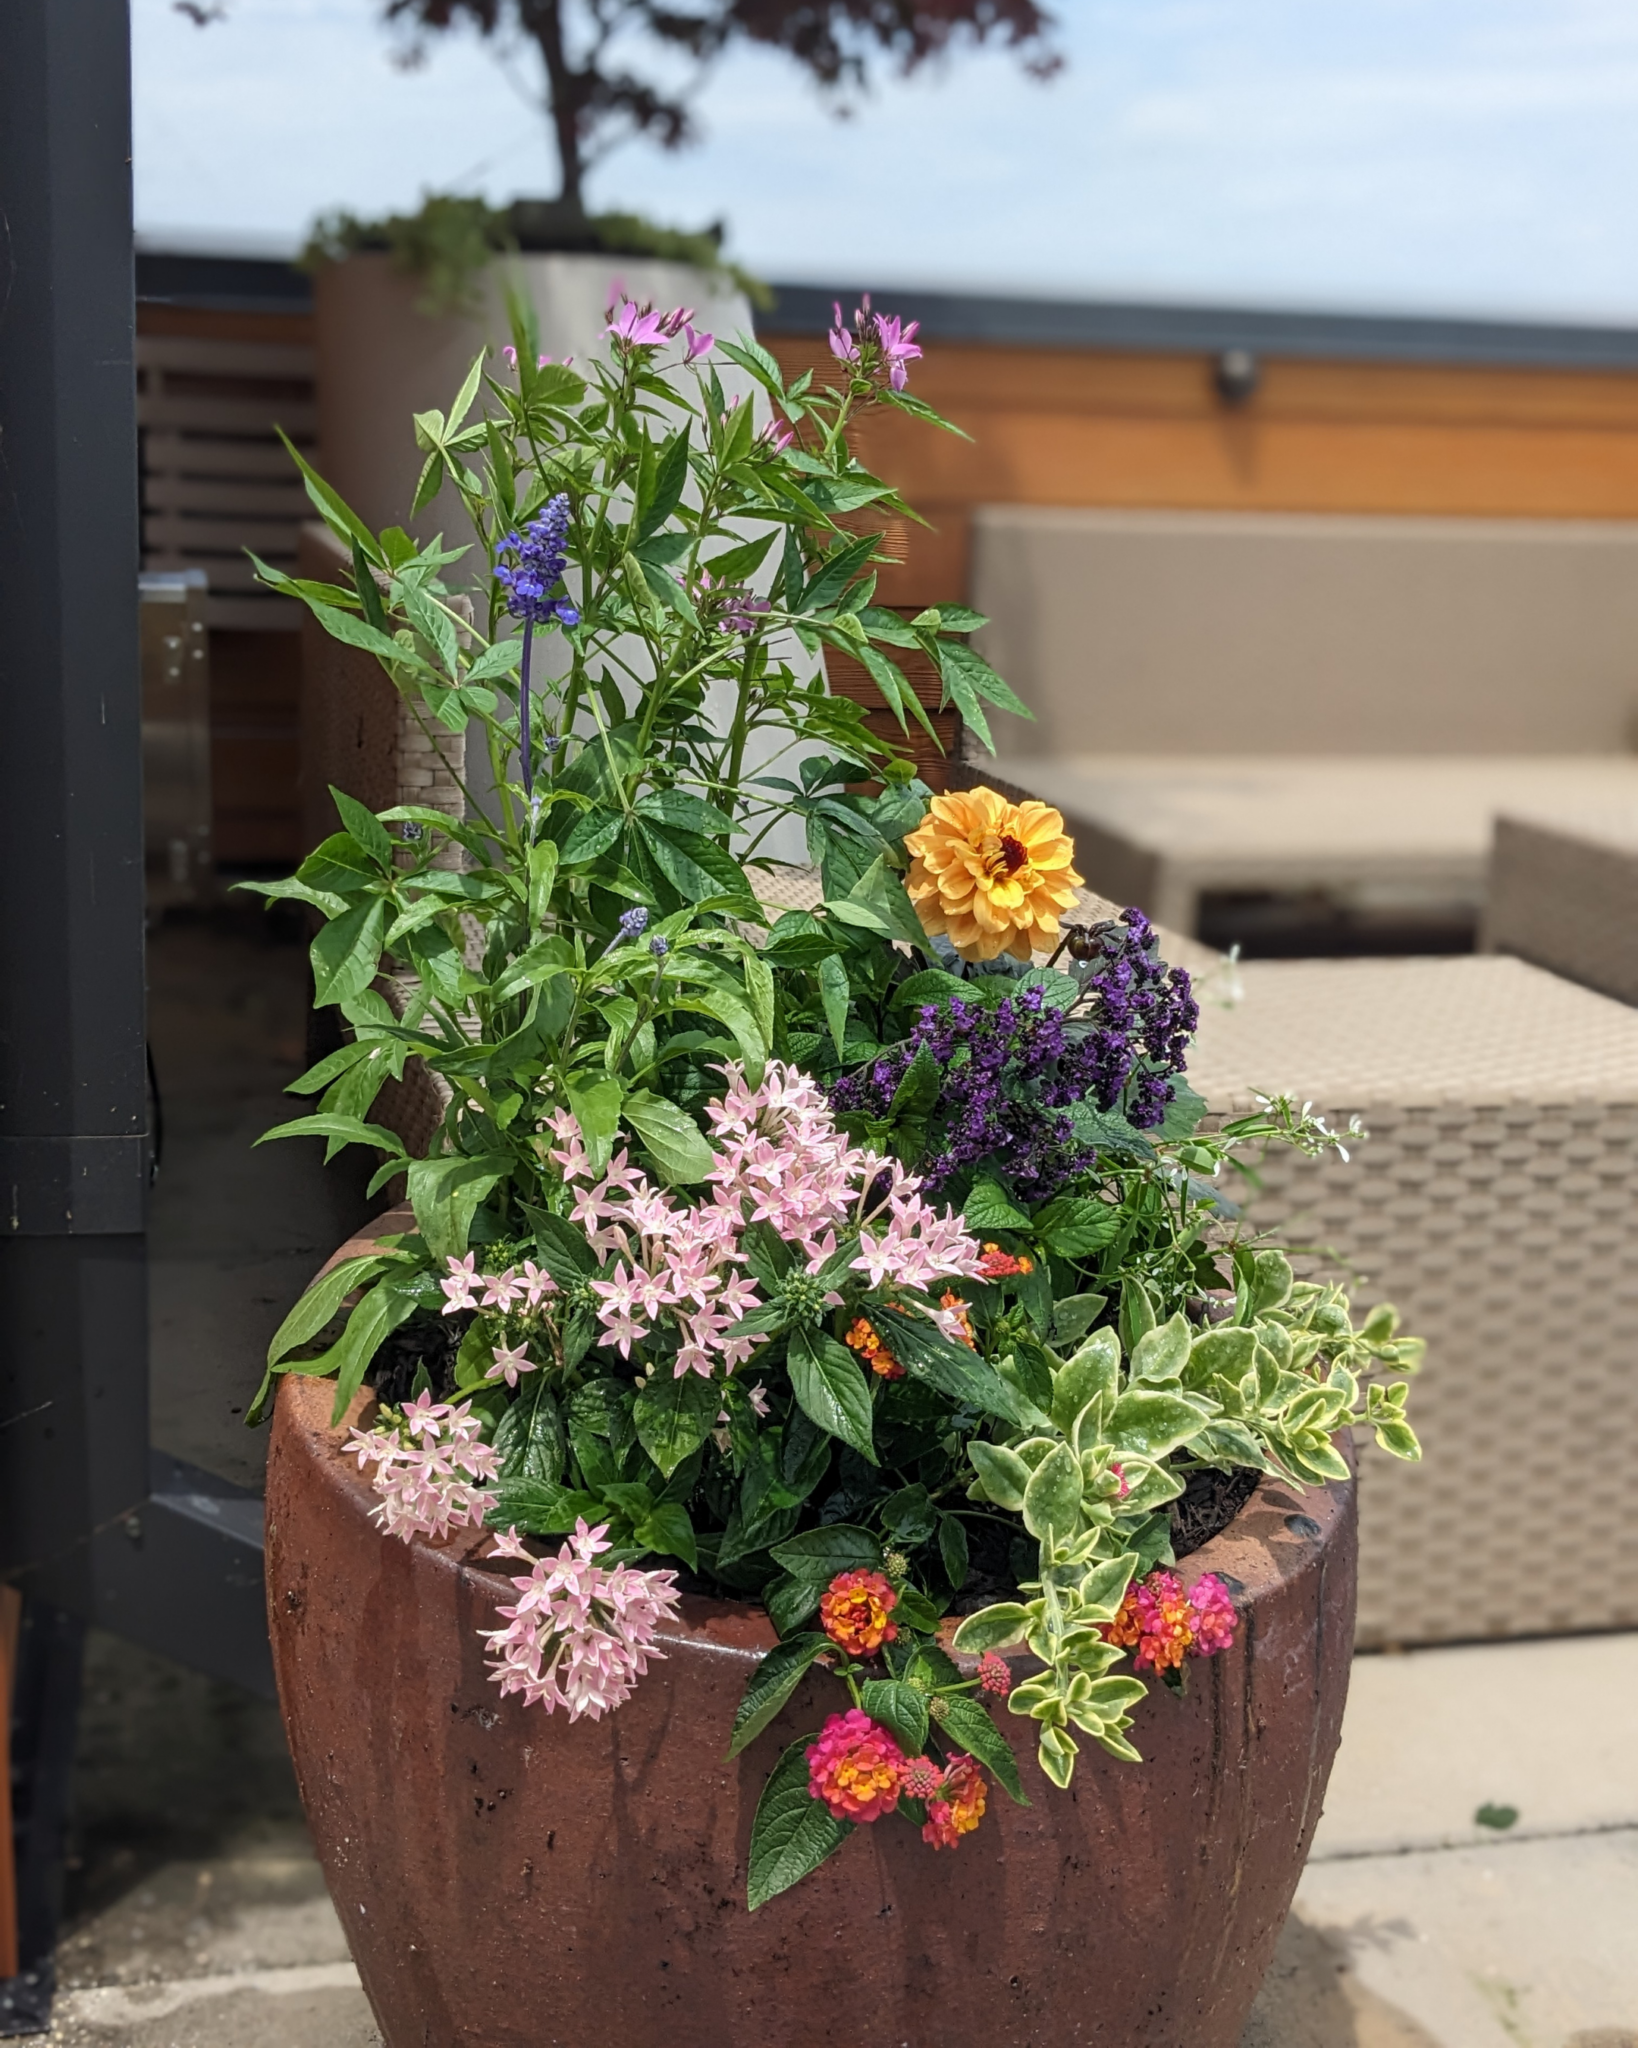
[547,1062,984,1381]
[346,1391,500,1543]
[479,1518,680,1722]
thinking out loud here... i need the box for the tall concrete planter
[265,1232,1359,2048]
[315,250,756,536]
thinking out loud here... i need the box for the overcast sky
[133,0,1638,321]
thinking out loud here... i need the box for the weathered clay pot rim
[306,1205,1351,1676]
[283,1369,1347,1682]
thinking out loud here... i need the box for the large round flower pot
[315,250,755,537]
[266,1239,1358,2048]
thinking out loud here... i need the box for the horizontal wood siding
[766,337,1638,607]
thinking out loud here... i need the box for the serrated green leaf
[936,1693,1028,1805]
[747,1739,853,1910]
[727,1634,831,1758]
[860,1679,929,1756]
[770,1523,883,1581]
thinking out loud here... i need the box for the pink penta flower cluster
[548,1062,984,1382]
[479,1519,680,1722]
[438,1252,557,1384]
[346,1391,500,1542]
[827,292,924,392]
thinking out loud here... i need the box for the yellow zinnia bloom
[903,787,1083,962]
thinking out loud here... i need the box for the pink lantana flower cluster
[549,1061,984,1381]
[479,1518,680,1722]
[1104,1568,1239,1675]
[346,1391,500,1542]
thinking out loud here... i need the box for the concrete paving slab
[1314,1634,1638,1859]
[49,1965,379,2047]
[1290,1829,1638,2048]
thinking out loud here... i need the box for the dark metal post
[0,0,150,1585]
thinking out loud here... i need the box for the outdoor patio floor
[34,1628,1638,2048]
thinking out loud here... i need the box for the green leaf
[966,1441,1030,1513]
[747,1739,853,1910]
[786,1327,876,1463]
[487,1480,606,1537]
[329,787,394,869]
[765,1572,823,1635]
[817,953,849,1060]
[727,1634,832,1758]
[1184,1325,1257,1390]
[405,1152,509,1264]
[310,897,387,1008]
[1130,1312,1192,1386]
[264,1251,400,1370]
[936,1694,1028,1805]
[561,807,624,866]
[873,1310,1020,1423]
[255,1112,405,1157]
[950,1603,1033,1656]
[492,1376,567,1487]
[621,1090,716,1185]
[938,1512,970,1590]
[1052,1293,1107,1347]
[859,1679,928,1756]
[633,1370,720,1478]
[1022,1441,1083,1543]
[1031,1195,1120,1260]
[964,1178,1032,1231]
[770,1523,883,1582]
[1106,1388,1213,1459]
[321,1276,420,1426]
[565,1074,625,1176]
[1119,1275,1158,1353]
[634,1499,697,1568]
[886,1041,942,1127]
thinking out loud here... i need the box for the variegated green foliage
[954,1250,1423,1786]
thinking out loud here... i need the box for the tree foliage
[383,0,1061,204]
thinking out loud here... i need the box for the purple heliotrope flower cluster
[1074,908,1199,1130]
[829,910,1198,1204]
[495,494,579,629]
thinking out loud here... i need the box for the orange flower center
[980,831,1030,881]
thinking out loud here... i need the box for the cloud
[133,0,1638,320]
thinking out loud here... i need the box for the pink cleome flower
[807,1709,906,1823]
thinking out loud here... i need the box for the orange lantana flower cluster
[845,1316,904,1379]
[819,1569,899,1657]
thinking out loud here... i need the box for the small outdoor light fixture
[1214,346,1261,407]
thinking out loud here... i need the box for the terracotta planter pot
[266,1244,1357,2048]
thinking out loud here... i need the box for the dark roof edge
[133,249,1638,373]
[760,281,1638,372]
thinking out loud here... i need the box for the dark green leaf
[786,1326,876,1463]
[859,1679,928,1755]
[1031,1195,1120,1260]
[874,1310,1020,1423]
[770,1523,884,1581]
[747,1739,853,1910]
[727,1634,831,1758]
[938,1512,970,1590]
[310,897,387,1008]
[633,1370,721,1478]
[936,1694,1028,1805]
[964,1178,1032,1231]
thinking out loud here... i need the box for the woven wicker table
[1188,954,1638,1647]
[1484,805,1638,1007]
[971,754,1638,939]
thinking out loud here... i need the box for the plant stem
[520,624,534,802]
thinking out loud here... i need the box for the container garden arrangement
[248,292,1423,2048]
